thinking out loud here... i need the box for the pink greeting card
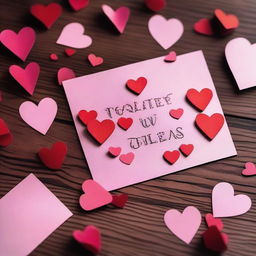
[0,174,72,256]
[63,50,236,191]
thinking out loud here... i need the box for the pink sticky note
[63,50,236,191]
[0,174,72,256]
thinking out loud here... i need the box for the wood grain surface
[0,0,256,255]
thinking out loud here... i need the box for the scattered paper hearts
[49,53,58,61]
[108,147,121,157]
[205,213,223,231]
[111,193,128,208]
[19,97,57,135]
[57,67,76,85]
[69,0,89,11]
[1,27,36,61]
[126,77,147,95]
[117,117,133,130]
[9,62,40,95]
[30,3,62,29]
[195,113,224,140]
[169,108,183,119]
[144,0,166,11]
[214,9,239,31]
[164,51,177,62]
[87,119,115,144]
[65,48,76,57]
[119,152,135,165]
[79,179,112,211]
[0,119,13,147]
[186,88,213,111]
[242,162,256,176]
[179,144,194,157]
[57,23,92,49]
[163,150,180,164]
[148,15,184,49]
[193,18,214,36]
[102,4,130,33]
[212,182,252,217]
[164,206,201,244]
[78,110,97,126]
[73,225,101,254]
[38,141,67,169]
[88,54,104,67]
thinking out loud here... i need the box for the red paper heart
[117,117,133,130]
[205,213,223,231]
[194,18,214,36]
[73,225,101,254]
[30,3,62,29]
[0,119,13,147]
[108,147,121,157]
[38,141,67,169]
[214,9,239,30]
[164,51,177,62]
[57,67,76,85]
[126,77,147,95]
[179,144,194,156]
[88,53,104,67]
[49,53,58,61]
[87,119,115,144]
[78,110,97,126]
[163,150,180,164]
[69,0,89,11]
[169,108,184,119]
[242,162,256,176]
[144,0,166,11]
[111,194,128,208]
[0,119,10,136]
[186,88,213,111]
[119,152,135,165]
[195,113,224,140]
[65,48,76,57]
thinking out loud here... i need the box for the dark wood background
[1,0,256,255]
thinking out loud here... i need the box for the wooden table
[0,0,256,255]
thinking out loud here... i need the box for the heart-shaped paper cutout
[242,162,256,176]
[117,117,133,130]
[57,23,92,49]
[193,18,214,36]
[164,51,177,62]
[214,9,239,30]
[88,53,104,67]
[111,193,128,208]
[205,213,223,231]
[169,108,183,119]
[9,62,40,95]
[78,110,97,126]
[119,152,135,165]
[79,179,112,211]
[19,97,57,135]
[57,67,76,85]
[179,144,194,157]
[1,27,36,61]
[163,150,180,164]
[148,15,184,49]
[69,0,89,11]
[65,48,76,57]
[212,182,252,217]
[108,147,121,157]
[144,0,166,12]
[164,206,201,244]
[126,77,147,95]
[0,119,13,147]
[49,53,58,61]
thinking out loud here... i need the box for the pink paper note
[0,174,72,256]
[63,50,237,191]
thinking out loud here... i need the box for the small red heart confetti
[73,225,101,254]
[88,53,104,67]
[242,162,256,176]
[30,3,62,29]
[163,150,180,164]
[108,147,121,157]
[126,77,147,95]
[169,108,183,119]
[38,141,67,169]
[65,48,76,57]
[164,51,177,62]
[49,53,58,61]
[144,0,166,11]
[117,117,133,130]
[205,213,223,231]
[87,119,115,144]
[119,152,135,165]
[195,113,224,140]
[69,0,90,11]
[186,88,213,111]
[111,194,128,208]
[0,119,13,147]
[194,18,214,36]
[78,110,97,126]
[214,9,239,30]
[179,144,194,156]
[57,67,76,85]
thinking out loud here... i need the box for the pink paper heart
[57,67,76,85]
[119,152,134,165]
[1,27,36,61]
[79,179,112,211]
[9,62,40,95]
[212,182,252,217]
[19,97,57,135]
[242,162,256,176]
[108,146,121,157]
[88,53,104,67]
[102,4,130,33]
[148,15,184,49]
[164,206,201,244]
[57,22,92,49]
[164,51,177,62]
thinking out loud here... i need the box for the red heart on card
[78,110,97,126]
[242,162,256,176]
[169,108,183,119]
[30,3,62,29]
[108,147,121,157]
[69,0,89,11]
[194,18,214,36]
[0,119,13,147]
[73,225,101,254]
[164,51,177,62]
[186,88,213,111]
[87,119,115,144]
[79,179,112,211]
[205,213,223,231]
[126,77,147,95]
[119,152,135,165]
[179,144,194,157]
[88,53,104,67]
[117,117,133,130]
[144,0,166,11]
[38,141,67,169]
[214,9,239,30]
[163,150,180,164]
[195,113,224,140]
[111,194,128,208]
[65,48,76,57]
